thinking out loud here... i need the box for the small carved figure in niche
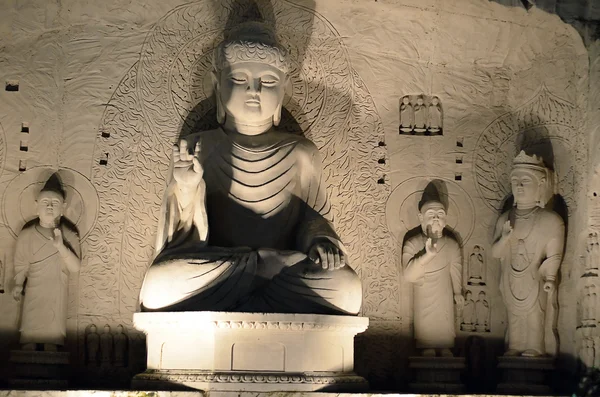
[468,245,485,286]
[413,95,427,133]
[475,291,490,332]
[594,337,600,368]
[427,96,442,134]
[399,96,414,133]
[583,286,592,325]
[11,173,81,351]
[586,231,599,271]
[0,256,4,293]
[113,324,128,367]
[461,290,475,331]
[492,151,565,357]
[403,181,463,357]
[100,324,113,367]
[585,339,595,368]
[138,21,361,315]
[86,324,100,366]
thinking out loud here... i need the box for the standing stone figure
[400,96,414,133]
[12,173,81,351]
[113,324,128,367]
[492,151,565,357]
[586,231,599,271]
[474,291,490,332]
[100,324,113,367]
[403,182,463,357]
[427,96,442,133]
[413,96,427,133]
[86,324,100,366]
[138,21,361,315]
[468,245,485,285]
[461,290,475,332]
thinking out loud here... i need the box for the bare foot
[21,343,35,351]
[504,349,520,356]
[43,343,58,352]
[521,349,542,357]
[422,348,436,357]
[440,348,454,357]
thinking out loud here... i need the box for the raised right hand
[502,220,513,240]
[12,285,23,302]
[172,139,203,187]
[425,237,438,255]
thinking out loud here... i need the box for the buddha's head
[431,96,439,106]
[104,325,111,334]
[36,173,66,227]
[418,200,447,238]
[473,245,480,254]
[89,324,97,334]
[465,290,472,300]
[116,324,124,334]
[402,96,410,105]
[478,291,486,300]
[417,96,424,106]
[510,151,549,209]
[212,22,290,131]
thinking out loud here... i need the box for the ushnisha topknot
[213,21,290,74]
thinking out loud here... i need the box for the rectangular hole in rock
[456,138,464,148]
[5,80,19,91]
[99,153,108,166]
[455,173,462,181]
[456,156,463,164]
[21,123,29,133]
[378,158,386,164]
[19,142,28,152]
[377,176,385,184]
[101,130,110,138]
[19,160,26,171]
[378,141,386,147]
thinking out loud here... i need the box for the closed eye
[230,77,247,84]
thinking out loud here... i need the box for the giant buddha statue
[138,21,362,315]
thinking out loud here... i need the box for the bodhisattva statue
[12,173,81,351]
[403,184,463,357]
[492,151,565,357]
[139,22,362,315]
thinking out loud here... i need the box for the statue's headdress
[39,172,66,200]
[418,180,448,212]
[511,150,554,207]
[213,21,290,74]
[512,150,546,173]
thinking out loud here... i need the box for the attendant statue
[427,96,442,133]
[586,231,599,271]
[12,173,81,351]
[399,96,414,133]
[492,151,565,357]
[139,21,362,315]
[113,324,128,367]
[468,245,485,285]
[403,182,463,357]
[461,290,475,332]
[86,324,100,366]
[474,291,490,332]
[100,324,113,367]
[413,95,427,133]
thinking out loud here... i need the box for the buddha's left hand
[308,241,346,271]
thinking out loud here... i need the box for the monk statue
[12,173,81,351]
[492,150,565,357]
[138,21,362,315]
[402,182,463,357]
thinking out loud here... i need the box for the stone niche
[0,0,593,394]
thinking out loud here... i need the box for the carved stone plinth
[8,350,70,388]
[408,356,465,393]
[496,356,555,394]
[132,312,369,392]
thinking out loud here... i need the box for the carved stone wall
[0,0,591,391]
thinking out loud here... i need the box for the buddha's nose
[247,79,261,93]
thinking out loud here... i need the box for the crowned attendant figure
[138,21,361,315]
[492,151,564,357]
[12,173,81,351]
[402,182,463,357]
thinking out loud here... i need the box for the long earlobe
[216,96,226,125]
[273,104,282,127]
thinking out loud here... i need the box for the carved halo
[2,167,99,240]
[385,177,476,244]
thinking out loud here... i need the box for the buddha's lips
[246,99,260,106]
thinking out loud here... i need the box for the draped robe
[13,222,80,345]
[403,232,462,349]
[494,207,564,354]
[139,128,361,315]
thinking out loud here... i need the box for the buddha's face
[417,97,424,106]
[218,61,287,124]
[479,291,486,299]
[432,96,439,105]
[36,190,65,226]
[90,325,97,333]
[473,246,480,253]
[402,96,410,105]
[511,168,543,208]
[466,291,472,300]
[418,201,447,238]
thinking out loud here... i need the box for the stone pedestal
[8,350,70,388]
[408,356,465,393]
[496,356,555,394]
[132,311,369,392]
